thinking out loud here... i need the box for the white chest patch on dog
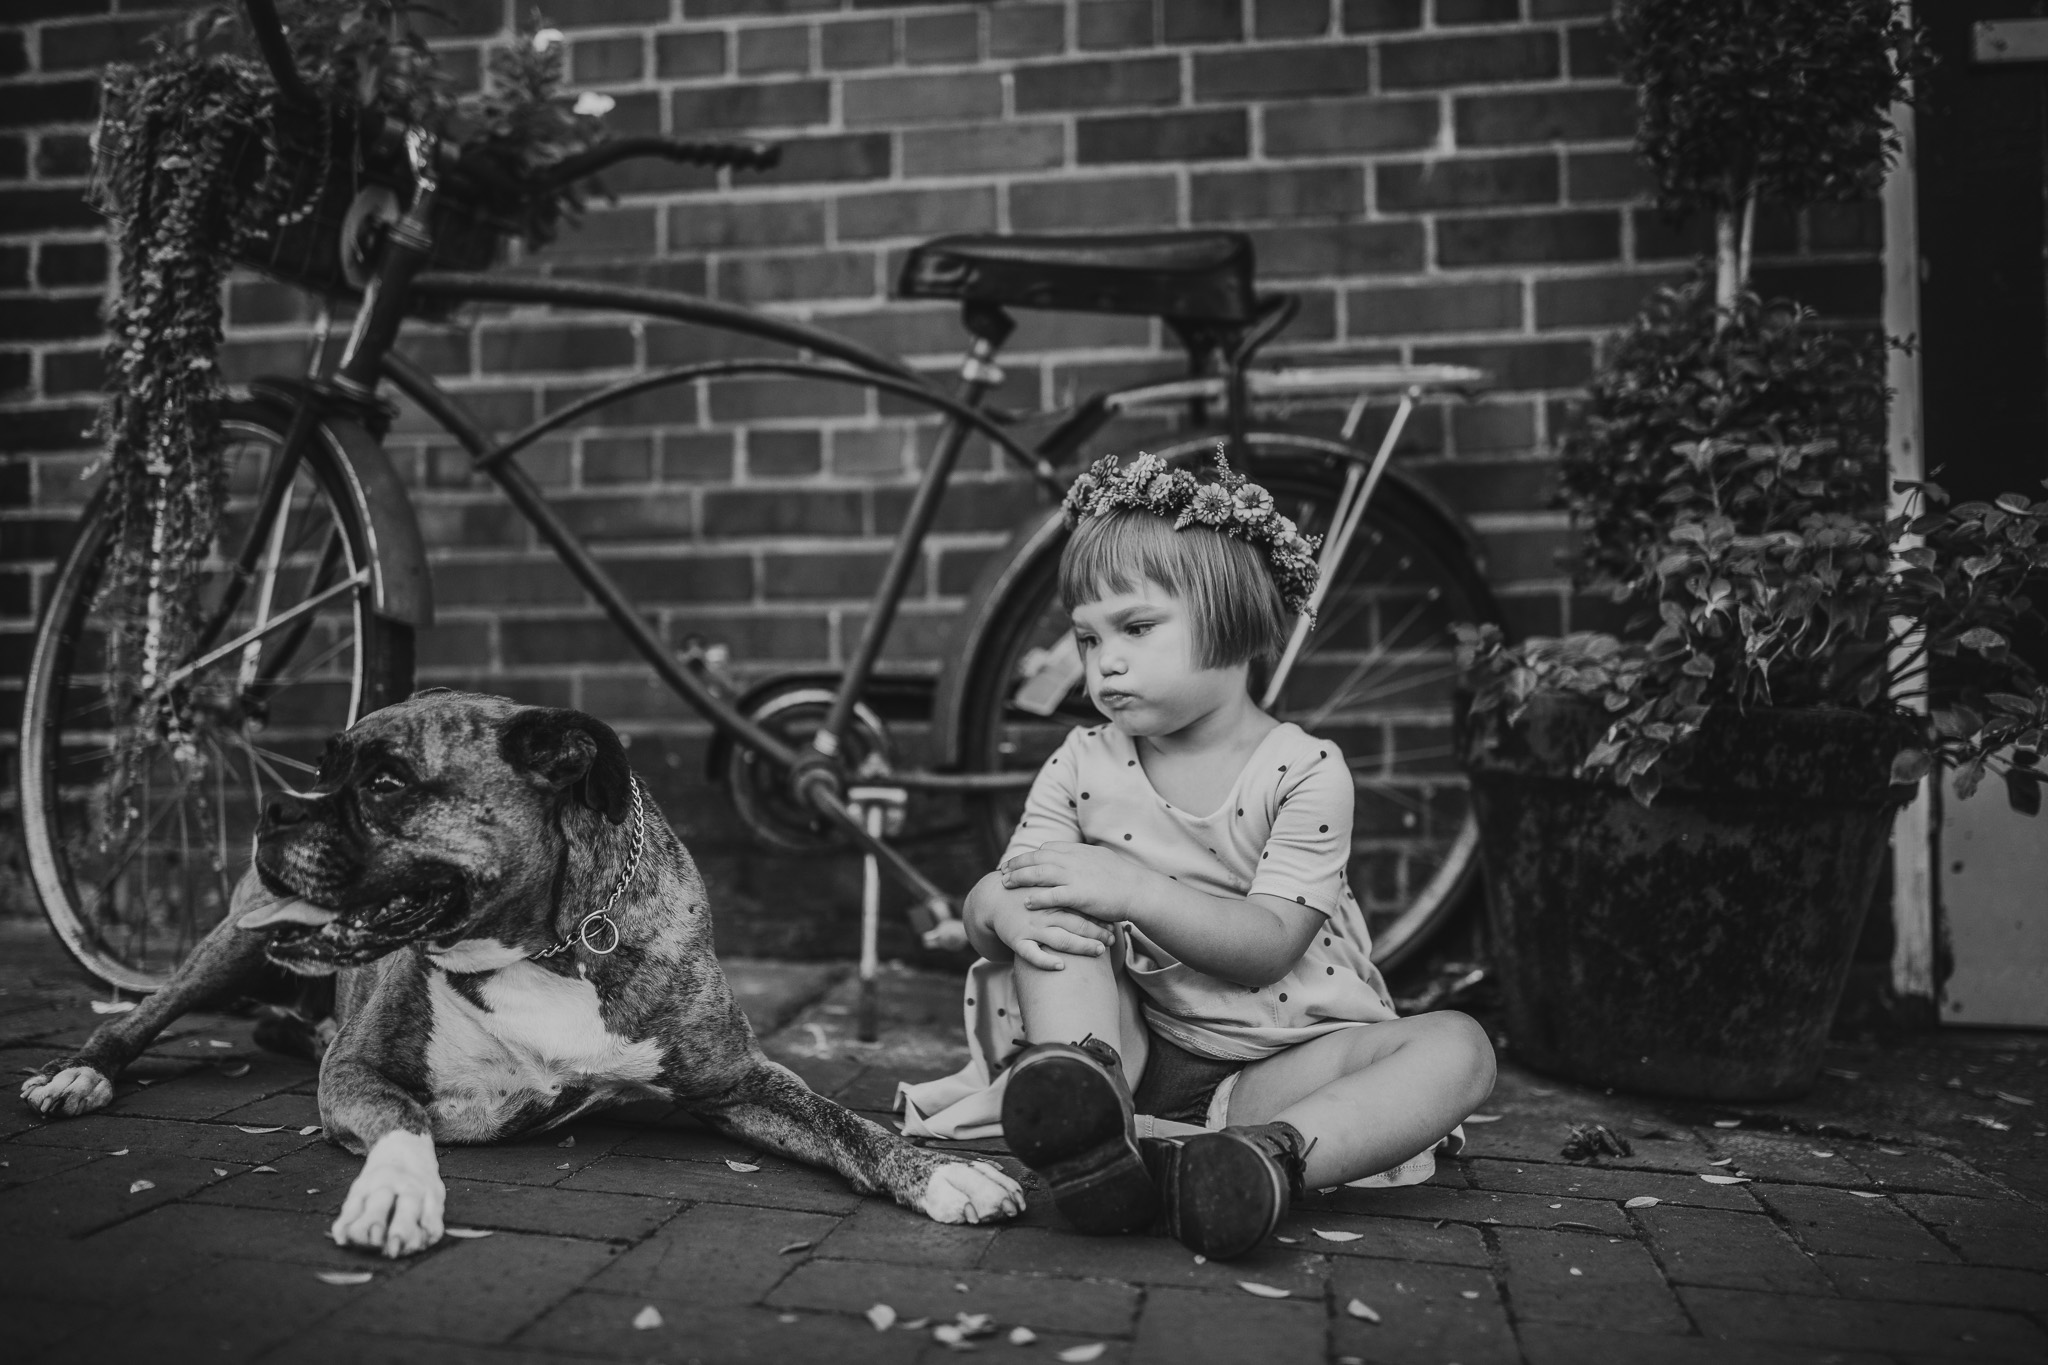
[423,960,667,1141]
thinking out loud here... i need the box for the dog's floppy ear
[499,707,633,823]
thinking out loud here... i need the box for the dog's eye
[365,770,408,796]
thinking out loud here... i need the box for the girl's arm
[999,846,1321,986]
[1002,740,1355,986]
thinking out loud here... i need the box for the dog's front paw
[332,1130,445,1258]
[918,1159,1025,1225]
[20,1065,113,1117]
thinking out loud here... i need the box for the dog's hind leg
[689,1056,1026,1225]
[21,872,280,1118]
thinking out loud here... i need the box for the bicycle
[17,0,1502,997]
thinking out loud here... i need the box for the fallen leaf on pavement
[237,1126,285,1134]
[1993,1091,2033,1106]
[109,1149,129,1156]
[632,1305,662,1330]
[1560,1122,1631,1161]
[251,1165,277,1174]
[1877,1147,1905,1156]
[208,1040,233,1049]
[1552,1221,1603,1233]
[1709,1158,1734,1166]
[1569,1267,1583,1276]
[1624,1196,1660,1209]
[556,1136,575,1148]
[444,1228,494,1239]
[777,1241,812,1255]
[1192,1255,1206,1264]
[899,1318,929,1330]
[1345,1298,1380,1323]
[215,1062,251,1078]
[1810,1151,1836,1158]
[953,1314,994,1337]
[1009,1326,1037,1345]
[866,1304,897,1332]
[1464,1113,1503,1123]
[1238,1281,1289,1298]
[1056,1346,1105,1364]
[1460,1290,1481,1300]
[1699,1174,1750,1185]
[1314,1229,1363,1243]
[555,1163,570,1170]
[128,1180,155,1193]
[725,1160,761,1172]
[1962,1115,2011,1131]
[1712,1119,1741,1129]
[1274,1235,1300,1243]
[315,1271,373,1285]
[1848,1191,1886,1199]
[212,1168,227,1176]
[90,1000,136,1015]
[932,1324,968,1347]
[300,1126,320,1136]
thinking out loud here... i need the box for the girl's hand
[1005,908,1114,971]
[1000,842,1154,926]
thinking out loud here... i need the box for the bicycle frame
[261,229,1062,930]
[232,133,1485,938]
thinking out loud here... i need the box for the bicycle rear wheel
[18,400,412,992]
[952,429,1501,972]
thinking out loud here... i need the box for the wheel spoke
[1303,588,1442,731]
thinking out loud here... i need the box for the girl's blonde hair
[1058,510,1288,668]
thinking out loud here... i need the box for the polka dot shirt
[1002,722,1396,1060]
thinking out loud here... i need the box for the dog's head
[245,690,633,973]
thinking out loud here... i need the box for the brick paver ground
[3,920,2044,1364]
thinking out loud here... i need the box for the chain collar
[535,774,645,959]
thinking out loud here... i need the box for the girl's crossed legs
[1012,939,1494,1189]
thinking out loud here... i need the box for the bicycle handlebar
[528,136,781,191]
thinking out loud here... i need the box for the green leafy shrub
[1556,280,1891,588]
[1616,0,1930,308]
[1459,6,2046,814]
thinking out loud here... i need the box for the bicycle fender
[930,504,1067,773]
[247,380,434,629]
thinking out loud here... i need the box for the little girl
[899,452,1495,1260]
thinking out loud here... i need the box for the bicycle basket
[91,86,510,314]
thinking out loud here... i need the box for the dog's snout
[265,791,312,828]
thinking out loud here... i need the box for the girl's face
[1070,579,1246,738]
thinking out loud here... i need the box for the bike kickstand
[846,785,910,1043]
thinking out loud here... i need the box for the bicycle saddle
[898,232,1257,324]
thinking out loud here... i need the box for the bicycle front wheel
[18,400,412,992]
[952,429,1501,972]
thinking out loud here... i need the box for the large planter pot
[1463,694,1913,1102]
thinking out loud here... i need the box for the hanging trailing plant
[87,0,609,801]
[92,48,285,779]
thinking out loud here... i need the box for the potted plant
[1453,0,2048,1102]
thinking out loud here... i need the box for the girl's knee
[1427,1010,1496,1096]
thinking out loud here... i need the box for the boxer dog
[22,691,1022,1256]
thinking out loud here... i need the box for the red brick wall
[0,0,1882,954]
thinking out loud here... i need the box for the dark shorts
[1131,1029,1243,1125]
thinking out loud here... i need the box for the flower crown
[1061,449,1321,616]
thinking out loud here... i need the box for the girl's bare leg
[1224,1011,1494,1188]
